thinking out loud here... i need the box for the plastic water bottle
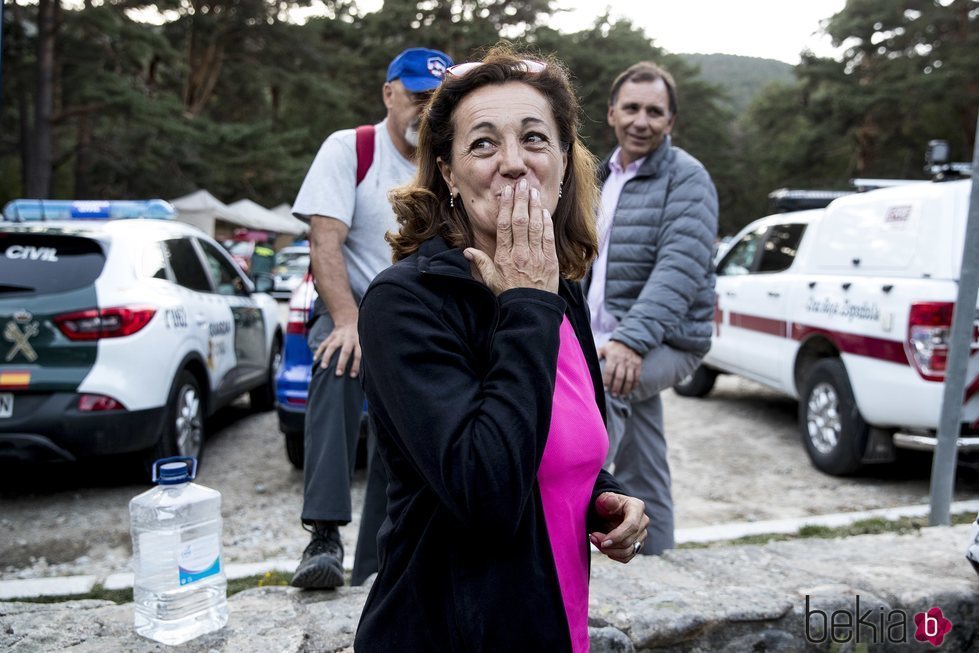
[129,457,228,645]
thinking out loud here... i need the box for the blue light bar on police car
[2,199,176,222]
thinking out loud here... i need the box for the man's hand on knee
[314,321,362,377]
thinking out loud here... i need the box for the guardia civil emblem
[4,311,40,363]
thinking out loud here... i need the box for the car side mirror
[253,273,274,294]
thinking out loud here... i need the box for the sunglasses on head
[446,59,547,77]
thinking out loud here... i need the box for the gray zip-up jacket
[592,136,718,356]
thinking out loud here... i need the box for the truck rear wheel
[799,358,868,476]
[672,365,718,397]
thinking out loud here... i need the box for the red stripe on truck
[791,324,910,366]
[726,311,910,367]
[729,312,785,337]
[965,375,979,403]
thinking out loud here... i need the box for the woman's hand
[464,178,559,295]
[589,492,649,563]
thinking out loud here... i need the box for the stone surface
[1,526,975,652]
[0,576,97,600]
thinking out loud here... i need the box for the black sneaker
[290,523,344,589]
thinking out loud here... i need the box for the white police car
[0,200,283,473]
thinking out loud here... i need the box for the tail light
[54,306,156,341]
[78,394,125,411]
[286,272,315,336]
[907,302,962,382]
[286,308,307,335]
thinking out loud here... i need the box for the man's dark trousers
[303,311,387,584]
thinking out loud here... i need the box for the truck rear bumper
[893,432,979,452]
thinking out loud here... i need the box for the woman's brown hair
[387,45,598,281]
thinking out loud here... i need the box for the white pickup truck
[679,177,979,475]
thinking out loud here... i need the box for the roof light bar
[1,199,176,222]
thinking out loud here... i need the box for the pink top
[538,316,609,652]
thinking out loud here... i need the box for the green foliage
[680,53,794,115]
[766,1,975,178]
[1,0,975,237]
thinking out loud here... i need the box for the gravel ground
[2,374,977,583]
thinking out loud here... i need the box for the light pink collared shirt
[587,148,646,346]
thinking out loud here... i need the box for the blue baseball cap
[387,48,453,93]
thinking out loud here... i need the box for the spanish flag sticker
[0,371,30,389]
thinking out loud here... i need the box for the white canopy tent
[171,192,308,247]
[271,204,311,249]
[171,189,244,236]
[228,199,308,236]
[272,203,296,220]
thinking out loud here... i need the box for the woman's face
[438,81,568,254]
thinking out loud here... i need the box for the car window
[757,223,807,273]
[0,232,105,294]
[164,238,212,292]
[717,227,767,276]
[140,242,169,280]
[198,239,248,296]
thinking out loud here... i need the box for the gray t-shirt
[293,119,415,311]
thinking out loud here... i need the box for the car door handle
[196,315,208,328]
[767,291,781,298]
[725,291,736,297]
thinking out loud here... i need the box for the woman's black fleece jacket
[354,236,624,652]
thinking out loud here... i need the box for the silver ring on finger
[633,540,642,555]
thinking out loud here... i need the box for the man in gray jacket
[586,61,718,554]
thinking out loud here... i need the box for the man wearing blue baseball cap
[382,47,453,154]
[291,46,452,590]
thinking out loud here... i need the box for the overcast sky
[290,0,850,65]
[549,0,849,64]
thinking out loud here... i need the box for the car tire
[285,429,304,470]
[250,336,282,412]
[799,358,868,476]
[142,370,205,474]
[672,365,718,397]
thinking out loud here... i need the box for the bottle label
[177,533,221,585]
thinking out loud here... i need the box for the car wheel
[799,358,868,476]
[672,365,718,398]
[250,336,282,412]
[285,429,304,470]
[142,370,205,474]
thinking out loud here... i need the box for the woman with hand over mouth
[355,46,649,653]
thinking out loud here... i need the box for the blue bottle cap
[152,456,198,485]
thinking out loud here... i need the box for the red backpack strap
[355,124,376,186]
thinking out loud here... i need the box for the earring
[449,194,455,208]
[558,182,563,199]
